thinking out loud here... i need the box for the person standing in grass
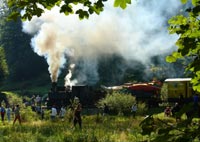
[171,102,181,121]
[13,104,21,125]
[0,105,6,124]
[59,106,66,121]
[131,103,137,118]
[6,105,11,122]
[73,103,82,129]
[164,106,172,117]
[51,105,57,121]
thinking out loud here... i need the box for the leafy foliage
[0,9,49,84]
[167,0,200,92]
[140,103,200,142]
[7,0,131,20]
[2,91,23,107]
[114,0,131,9]
[97,91,136,115]
[0,47,9,82]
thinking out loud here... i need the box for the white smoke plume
[65,63,76,90]
[22,0,182,84]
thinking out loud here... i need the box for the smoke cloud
[22,0,182,84]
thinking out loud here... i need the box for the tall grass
[0,114,148,142]
[0,91,150,142]
[1,91,191,142]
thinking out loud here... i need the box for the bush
[97,92,136,115]
[21,106,38,122]
[136,102,147,115]
[2,91,23,106]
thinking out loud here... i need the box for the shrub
[21,106,37,122]
[136,102,147,115]
[97,91,136,115]
[2,91,23,106]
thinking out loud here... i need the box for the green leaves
[114,0,131,9]
[191,71,200,92]
[97,92,136,115]
[7,12,20,21]
[140,103,200,142]
[7,0,131,21]
[181,0,189,4]
[0,47,9,81]
[167,0,200,92]
[191,0,200,5]
[76,9,89,19]
[60,4,74,15]
[180,0,200,5]
[166,52,182,63]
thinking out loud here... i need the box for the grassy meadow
[0,113,150,142]
[0,91,149,142]
[0,106,181,142]
[1,91,198,142]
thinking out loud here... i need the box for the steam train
[47,78,197,110]
[47,82,106,109]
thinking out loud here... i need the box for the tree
[0,3,49,83]
[0,0,9,83]
[7,0,131,20]
[166,0,200,92]
[0,47,9,82]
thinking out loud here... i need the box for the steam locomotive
[47,82,106,109]
[47,80,162,109]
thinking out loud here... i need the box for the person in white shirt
[51,105,57,120]
[6,105,11,122]
[59,106,66,121]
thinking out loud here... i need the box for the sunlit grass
[1,111,198,142]
[0,115,147,142]
[2,91,198,142]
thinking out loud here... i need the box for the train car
[126,83,161,108]
[164,78,193,102]
[103,81,162,108]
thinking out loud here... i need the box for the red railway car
[126,83,161,108]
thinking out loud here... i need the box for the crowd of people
[0,94,84,129]
[0,104,21,125]
[0,93,199,128]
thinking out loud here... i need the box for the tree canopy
[166,0,200,92]
[7,0,131,20]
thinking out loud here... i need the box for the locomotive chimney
[51,82,57,92]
